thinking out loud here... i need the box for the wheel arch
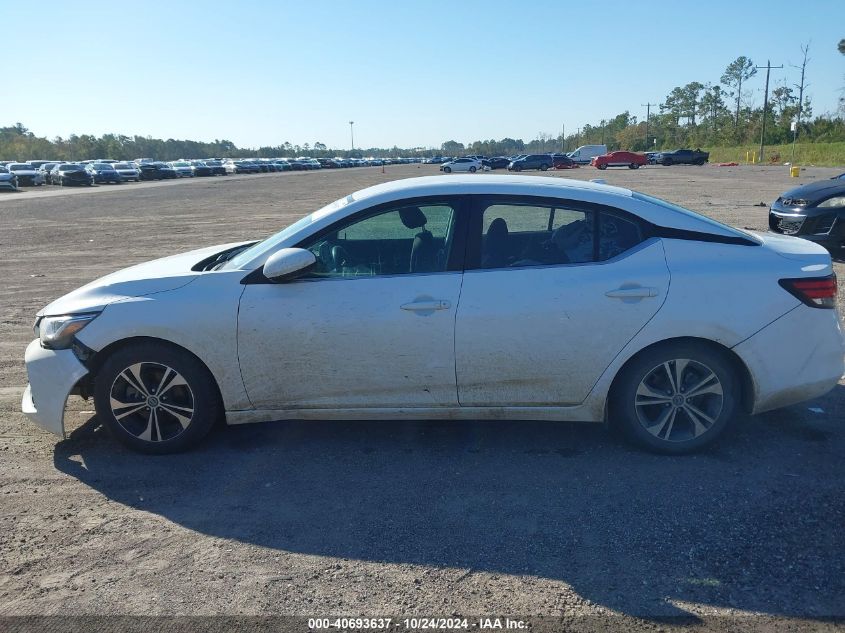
[85,336,224,409]
[605,336,754,424]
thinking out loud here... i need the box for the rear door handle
[605,287,658,299]
[401,300,451,311]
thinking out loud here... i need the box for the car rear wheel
[597,164,607,170]
[629,163,639,169]
[469,166,476,173]
[662,158,673,166]
[611,342,739,454]
[94,341,221,454]
[540,164,549,171]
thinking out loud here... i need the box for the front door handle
[401,300,451,311]
[605,287,658,299]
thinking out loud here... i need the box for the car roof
[343,175,632,204]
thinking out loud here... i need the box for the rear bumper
[734,305,845,414]
[21,339,89,437]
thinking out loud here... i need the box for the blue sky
[4,1,844,150]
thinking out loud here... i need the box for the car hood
[778,179,845,203]
[37,241,253,317]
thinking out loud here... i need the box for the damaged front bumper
[22,339,89,438]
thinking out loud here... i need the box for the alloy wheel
[109,362,195,442]
[634,358,724,443]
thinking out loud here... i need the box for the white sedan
[440,157,481,173]
[22,176,844,454]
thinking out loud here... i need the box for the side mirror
[262,248,317,282]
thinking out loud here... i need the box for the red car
[591,151,648,170]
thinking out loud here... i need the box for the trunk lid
[751,231,833,273]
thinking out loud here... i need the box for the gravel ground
[0,164,843,630]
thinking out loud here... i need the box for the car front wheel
[596,164,607,170]
[94,341,221,454]
[611,342,739,454]
[629,163,639,169]
[469,166,476,173]
[443,166,451,173]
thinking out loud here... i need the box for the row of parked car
[0,155,420,190]
[435,146,712,174]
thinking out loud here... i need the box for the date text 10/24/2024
[307,617,528,630]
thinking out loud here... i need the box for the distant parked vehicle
[592,151,648,170]
[26,160,53,170]
[482,156,511,170]
[112,162,140,182]
[768,175,845,254]
[137,162,176,180]
[38,163,58,182]
[566,145,608,165]
[51,163,93,186]
[644,152,660,165]
[552,154,577,169]
[440,157,481,173]
[0,165,18,191]
[86,163,123,184]
[169,161,194,177]
[203,160,228,176]
[507,154,553,172]
[7,163,45,186]
[655,149,709,166]
[190,161,214,177]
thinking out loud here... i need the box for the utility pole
[349,121,354,151]
[755,60,782,163]
[600,120,606,145]
[641,102,656,149]
[561,123,565,153]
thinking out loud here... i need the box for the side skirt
[225,405,604,426]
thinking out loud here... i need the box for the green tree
[721,56,757,133]
[441,140,464,154]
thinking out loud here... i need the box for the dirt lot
[0,165,843,629]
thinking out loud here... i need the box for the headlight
[818,196,845,209]
[37,313,99,349]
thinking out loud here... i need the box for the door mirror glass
[263,248,317,282]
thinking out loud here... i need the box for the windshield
[172,162,190,167]
[0,166,7,173]
[632,192,762,243]
[9,164,31,170]
[59,164,81,171]
[221,211,325,270]
[93,163,114,170]
[114,163,132,169]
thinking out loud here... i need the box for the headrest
[487,217,509,236]
[398,206,427,229]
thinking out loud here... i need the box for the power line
[755,60,782,163]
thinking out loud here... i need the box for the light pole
[349,121,354,151]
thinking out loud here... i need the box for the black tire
[662,158,673,166]
[514,164,522,172]
[469,166,476,173]
[611,342,740,454]
[540,163,549,171]
[597,164,607,170]
[443,166,451,173]
[94,341,222,454]
[629,163,639,169]
[695,159,706,166]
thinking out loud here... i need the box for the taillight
[778,275,837,309]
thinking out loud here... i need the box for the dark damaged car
[769,174,845,254]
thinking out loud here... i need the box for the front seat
[399,206,440,273]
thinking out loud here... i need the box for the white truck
[566,145,607,165]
